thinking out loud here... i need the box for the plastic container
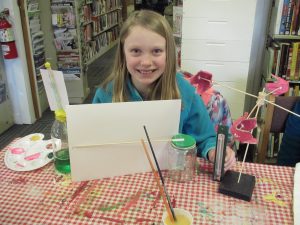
[51,109,70,174]
[162,208,193,225]
[168,134,196,182]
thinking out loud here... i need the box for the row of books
[79,0,122,65]
[270,0,300,35]
[92,10,122,36]
[82,0,121,23]
[82,27,119,63]
[91,0,122,16]
[266,41,300,81]
[287,84,300,96]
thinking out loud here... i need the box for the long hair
[101,10,180,102]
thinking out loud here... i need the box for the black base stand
[219,170,255,202]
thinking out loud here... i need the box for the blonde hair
[101,10,180,102]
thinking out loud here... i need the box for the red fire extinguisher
[0,9,18,59]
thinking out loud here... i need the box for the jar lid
[171,134,196,149]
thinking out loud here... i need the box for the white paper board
[66,100,181,181]
[40,69,69,111]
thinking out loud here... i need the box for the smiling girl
[92,10,236,169]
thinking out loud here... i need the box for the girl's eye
[131,49,141,54]
[153,49,163,54]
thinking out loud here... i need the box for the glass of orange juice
[162,208,193,225]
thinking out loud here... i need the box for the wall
[0,0,36,124]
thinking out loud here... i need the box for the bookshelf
[79,0,122,66]
[258,0,300,163]
[50,0,122,103]
[262,0,300,96]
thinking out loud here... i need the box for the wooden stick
[210,79,300,118]
[72,138,184,149]
[141,139,175,223]
[143,126,176,221]
[200,77,300,118]
[237,103,261,183]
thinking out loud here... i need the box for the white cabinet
[180,0,271,120]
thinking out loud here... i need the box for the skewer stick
[207,78,300,118]
[237,102,261,183]
[72,138,184,149]
[202,77,300,118]
[143,126,176,221]
[141,139,175,223]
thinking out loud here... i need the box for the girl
[93,10,236,170]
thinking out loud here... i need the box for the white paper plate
[4,133,54,171]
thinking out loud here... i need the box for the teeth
[139,70,152,74]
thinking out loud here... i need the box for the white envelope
[66,100,181,181]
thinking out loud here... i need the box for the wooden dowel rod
[141,139,175,223]
[72,138,184,149]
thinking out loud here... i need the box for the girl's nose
[140,54,152,66]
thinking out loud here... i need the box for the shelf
[85,40,117,66]
[289,80,300,84]
[272,34,300,40]
[92,7,122,17]
[93,23,119,37]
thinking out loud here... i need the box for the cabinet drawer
[181,39,251,62]
[182,0,256,21]
[182,17,254,41]
[181,59,250,82]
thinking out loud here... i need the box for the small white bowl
[162,208,193,225]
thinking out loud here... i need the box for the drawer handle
[207,20,228,24]
[206,42,226,46]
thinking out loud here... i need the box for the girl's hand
[208,147,236,171]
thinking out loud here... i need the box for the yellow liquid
[164,215,191,225]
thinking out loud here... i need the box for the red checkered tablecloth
[0,142,294,225]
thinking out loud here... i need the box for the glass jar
[51,109,70,174]
[168,134,196,182]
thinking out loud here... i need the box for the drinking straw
[143,126,176,221]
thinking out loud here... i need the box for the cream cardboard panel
[66,100,181,181]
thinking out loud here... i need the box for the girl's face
[123,25,166,96]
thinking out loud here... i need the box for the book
[279,0,291,34]
[289,42,299,80]
[291,0,300,34]
[278,43,291,78]
[285,0,295,35]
